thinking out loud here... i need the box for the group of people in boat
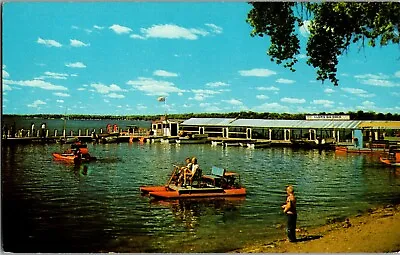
[171,157,201,187]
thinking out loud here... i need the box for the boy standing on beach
[282,185,297,242]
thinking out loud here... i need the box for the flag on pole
[157,96,166,102]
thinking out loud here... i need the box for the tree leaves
[247,2,400,86]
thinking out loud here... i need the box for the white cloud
[109,24,132,34]
[311,99,334,108]
[355,73,399,87]
[3,70,10,78]
[395,71,400,78]
[256,95,269,100]
[53,92,70,97]
[222,99,243,105]
[299,20,311,37]
[354,73,389,80]
[56,100,64,103]
[324,88,335,93]
[137,104,147,110]
[356,101,377,111]
[107,93,125,99]
[70,39,90,47]
[94,25,104,30]
[3,84,12,91]
[36,71,69,80]
[37,37,62,47]
[205,23,223,34]
[2,66,9,78]
[66,62,86,68]
[205,82,229,88]
[256,86,280,91]
[140,24,208,40]
[199,103,222,112]
[276,78,295,84]
[360,79,398,87]
[130,34,146,40]
[77,88,86,91]
[253,102,289,113]
[361,101,375,107]
[297,54,307,59]
[280,97,306,104]
[312,99,334,105]
[341,87,375,98]
[4,79,68,91]
[239,68,277,77]
[191,89,220,101]
[127,77,184,96]
[153,70,178,77]
[90,83,125,94]
[27,100,46,108]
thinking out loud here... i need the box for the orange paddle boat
[140,165,246,200]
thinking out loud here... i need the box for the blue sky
[2,2,400,115]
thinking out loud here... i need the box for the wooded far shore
[3,110,400,121]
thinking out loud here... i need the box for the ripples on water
[2,143,400,252]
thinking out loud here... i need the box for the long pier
[1,127,339,149]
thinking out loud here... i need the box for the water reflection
[73,164,90,176]
[150,197,246,230]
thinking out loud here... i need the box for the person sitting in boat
[186,157,201,186]
[178,157,192,186]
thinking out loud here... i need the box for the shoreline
[231,203,400,253]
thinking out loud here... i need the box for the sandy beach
[232,203,400,253]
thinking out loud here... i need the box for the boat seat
[202,166,225,186]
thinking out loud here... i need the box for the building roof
[358,121,400,129]
[180,118,400,129]
[181,118,236,126]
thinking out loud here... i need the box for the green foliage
[247,2,400,86]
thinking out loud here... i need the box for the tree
[247,2,400,86]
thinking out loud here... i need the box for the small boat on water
[211,141,223,146]
[176,134,209,144]
[246,140,271,149]
[223,142,241,147]
[379,146,400,166]
[335,145,388,154]
[140,165,246,199]
[52,142,96,164]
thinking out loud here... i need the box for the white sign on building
[306,115,350,121]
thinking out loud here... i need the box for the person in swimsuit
[282,185,297,242]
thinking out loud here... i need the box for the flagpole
[164,97,167,121]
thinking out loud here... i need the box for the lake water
[2,140,400,253]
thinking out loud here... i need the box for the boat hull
[52,152,76,161]
[335,146,386,154]
[52,153,95,163]
[379,157,400,166]
[140,185,246,199]
[176,138,208,144]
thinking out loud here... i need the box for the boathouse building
[178,117,400,145]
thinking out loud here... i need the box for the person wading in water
[282,185,297,242]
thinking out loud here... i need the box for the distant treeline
[3,110,400,121]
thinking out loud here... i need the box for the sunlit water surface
[2,143,400,252]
